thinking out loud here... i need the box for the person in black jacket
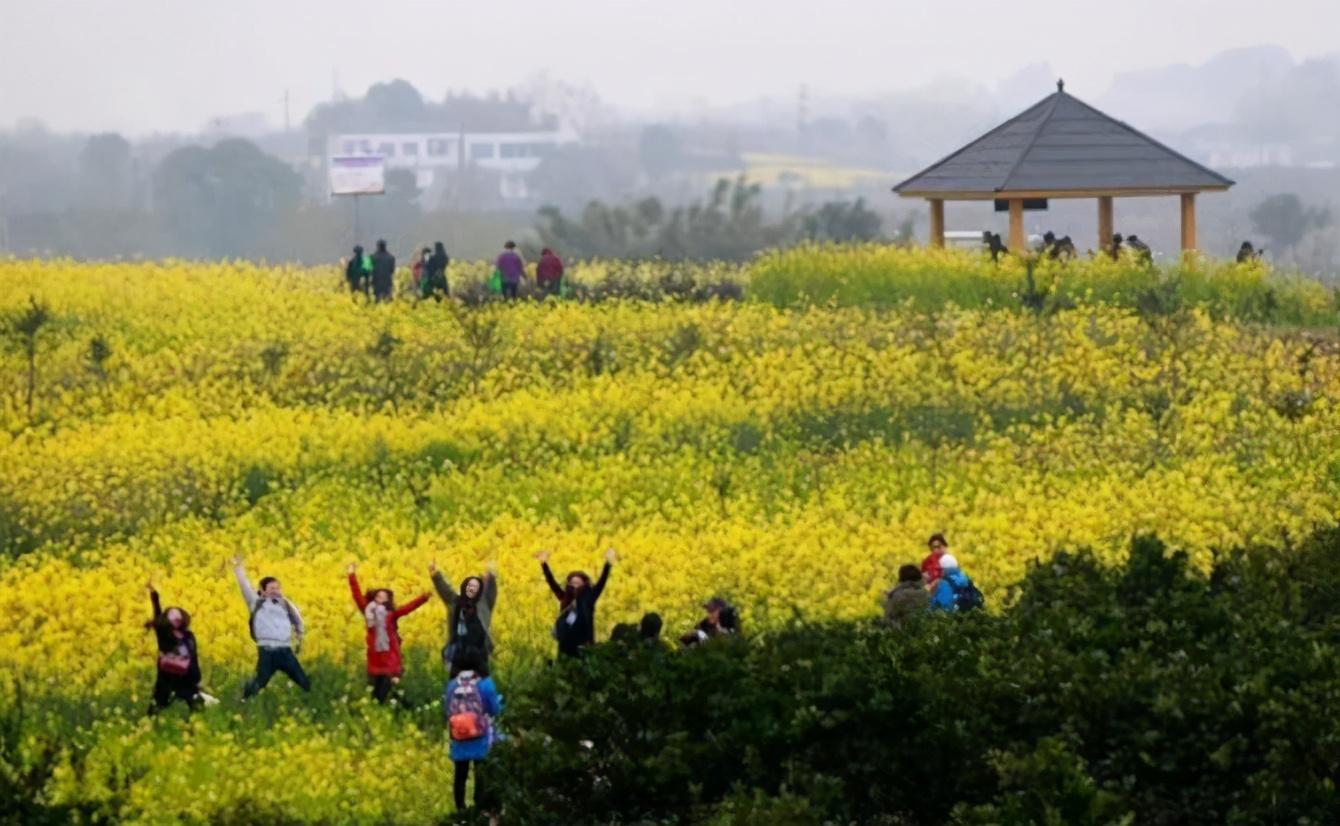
[345,245,367,296]
[536,548,616,658]
[680,596,739,647]
[370,239,396,302]
[423,241,450,302]
[144,580,203,714]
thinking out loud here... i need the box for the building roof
[893,83,1234,197]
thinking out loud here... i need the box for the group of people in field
[144,535,977,812]
[343,239,566,303]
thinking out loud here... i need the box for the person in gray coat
[431,559,499,677]
[883,564,929,628]
[232,555,311,698]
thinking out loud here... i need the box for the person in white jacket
[231,556,311,699]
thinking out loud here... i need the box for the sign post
[329,155,385,243]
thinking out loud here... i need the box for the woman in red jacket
[348,563,430,704]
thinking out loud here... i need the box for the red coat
[920,550,945,586]
[349,573,429,676]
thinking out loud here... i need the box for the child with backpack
[145,579,203,714]
[928,554,985,612]
[232,556,311,699]
[348,563,430,704]
[445,647,502,813]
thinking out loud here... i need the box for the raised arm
[392,592,431,619]
[430,561,458,607]
[231,557,257,606]
[540,563,565,601]
[148,583,163,619]
[347,566,368,611]
[591,561,613,601]
[483,568,499,610]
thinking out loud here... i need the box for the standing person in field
[370,239,396,303]
[429,558,498,676]
[536,247,564,298]
[345,245,366,295]
[411,246,430,294]
[920,533,950,589]
[929,554,985,613]
[232,556,311,699]
[422,241,450,302]
[445,647,502,814]
[348,563,431,704]
[883,564,929,628]
[680,596,740,647]
[145,579,203,714]
[536,548,616,658]
[495,240,526,300]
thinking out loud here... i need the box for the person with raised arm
[429,557,499,677]
[144,578,203,714]
[537,547,616,658]
[231,555,310,699]
[348,562,430,704]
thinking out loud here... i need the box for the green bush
[488,532,1340,824]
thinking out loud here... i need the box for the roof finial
[1057,78,1065,93]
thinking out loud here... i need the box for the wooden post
[1008,199,1025,251]
[928,199,945,248]
[1097,196,1114,254]
[1180,192,1197,252]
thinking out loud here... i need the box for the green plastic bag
[487,269,503,295]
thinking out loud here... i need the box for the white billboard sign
[329,155,385,196]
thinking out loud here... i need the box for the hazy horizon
[5,0,1340,135]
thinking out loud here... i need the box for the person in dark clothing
[345,245,367,296]
[1127,234,1152,265]
[145,580,203,714]
[883,564,929,628]
[1054,235,1077,261]
[639,612,663,642]
[1237,241,1262,263]
[680,596,739,647]
[1110,233,1125,260]
[985,231,1009,263]
[421,241,450,302]
[430,559,498,677]
[536,248,564,297]
[536,548,615,657]
[370,239,396,302]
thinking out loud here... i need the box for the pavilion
[893,81,1234,253]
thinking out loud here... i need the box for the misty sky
[5,0,1339,135]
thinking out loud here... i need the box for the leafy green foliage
[488,532,1340,824]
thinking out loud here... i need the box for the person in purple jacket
[495,240,526,300]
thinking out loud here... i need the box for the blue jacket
[930,570,974,611]
[445,674,502,762]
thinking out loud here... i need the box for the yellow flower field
[2,255,1339,822]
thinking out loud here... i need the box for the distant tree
[78,133,132,209]
[364,79,428,126]
[802,198,882,242]
[529,145,638,208]
[152,138,301,257]
[1250,193,1332,253]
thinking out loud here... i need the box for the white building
[328,127,578,200]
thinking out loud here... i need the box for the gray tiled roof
[894,88,1234,196]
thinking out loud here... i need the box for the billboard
[329,155,385,196]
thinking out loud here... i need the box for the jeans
[242,647,311,698]
[501,281,519,300]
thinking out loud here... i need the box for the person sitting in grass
[929,554,985,613]
[883,564,929,628]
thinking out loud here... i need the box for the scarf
[365,602,391,652]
